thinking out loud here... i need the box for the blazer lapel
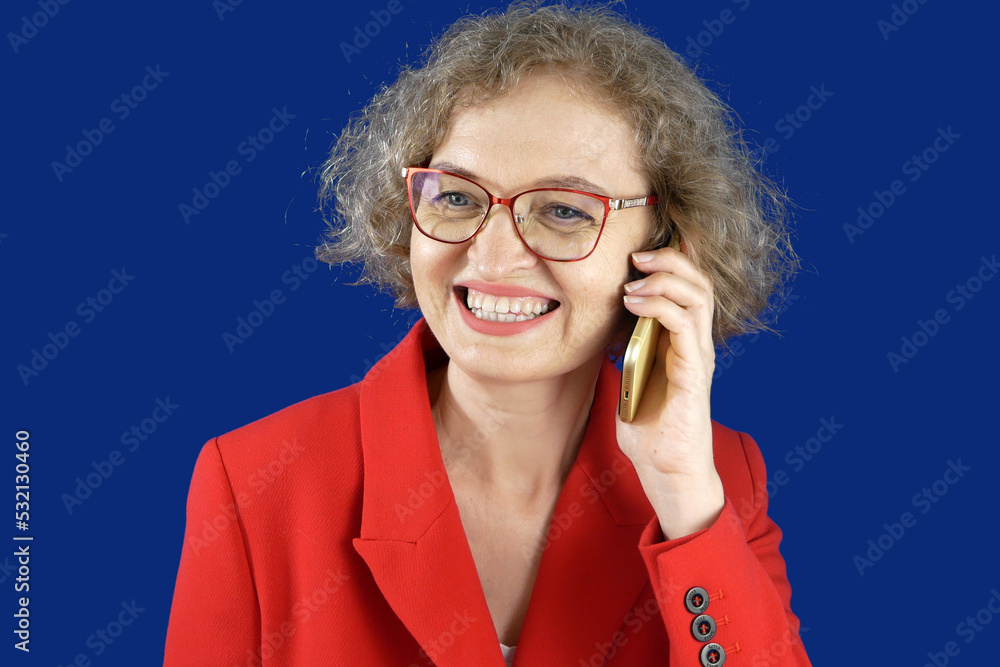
[353,319,658,666]
[353,320,504,666]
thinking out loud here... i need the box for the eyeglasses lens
[409,171,605,261]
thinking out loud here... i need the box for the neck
[429,354,604,508]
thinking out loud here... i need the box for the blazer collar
[353,318,657,666]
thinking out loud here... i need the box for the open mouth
[455,286,560,323]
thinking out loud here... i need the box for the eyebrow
[428,160,612,197]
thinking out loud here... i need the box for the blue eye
[427,190,485,220]
[444,192,470,206]
[432,191,479,209]
[539,203,595,227]
[551,205,583,220]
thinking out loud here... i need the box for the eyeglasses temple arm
[609,195,658,210]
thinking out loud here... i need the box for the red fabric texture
[164,318,811,666]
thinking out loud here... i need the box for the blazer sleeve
[164,438,262,665]
[637,431,811,666]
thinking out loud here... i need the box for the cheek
[409,231,471,317]
[563,252,629,321]
[580,244,636,333]
[409,236,444,309]
[559,262,631,355]
[588,221,652,295]
[583,244,631,294]
[410,229,444,281]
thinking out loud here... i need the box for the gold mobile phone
[619,232,682,423]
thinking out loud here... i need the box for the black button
[685,587,709,614]
[700,642,725,666]
[691,614,716,642]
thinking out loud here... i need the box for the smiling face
[409,71,655,383]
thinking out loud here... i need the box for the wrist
[638,470,725,540]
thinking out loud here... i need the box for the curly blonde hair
[316,1,799,350]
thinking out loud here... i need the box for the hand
[615,237,725,540]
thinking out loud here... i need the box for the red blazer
[164,318,811,666]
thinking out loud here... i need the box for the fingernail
[631,251,654,263]
[623,278,645,293]
[623,295,646,304]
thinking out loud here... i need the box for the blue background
[3,0,997,664]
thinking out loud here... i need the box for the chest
[451,486,560,646]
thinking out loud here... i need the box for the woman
[165,3,810,665]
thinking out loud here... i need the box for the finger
[623,275,714,354]
[623,271,715,322]
[630,247,714,296]
[622,294,713,371]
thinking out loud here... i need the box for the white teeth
[461,287,557,323]
[469,307,542,323]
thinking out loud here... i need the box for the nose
[467,203,540,279]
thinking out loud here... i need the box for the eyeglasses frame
[401,167,659,262]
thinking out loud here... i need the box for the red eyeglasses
[402,167,658,261]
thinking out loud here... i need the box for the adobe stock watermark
[408,609,477,667]
[580,597,663,666]
[519,452,636,560]
[347,310,425,384]
[213,0,244,21]
[179,106,296,224]
[740,417,843,513]
[752,85,834,166]
[7,0,71,54]
[852,458,971,576]
[340,0,405,63]
[922,588,1000,667]
[16,267,135,386]
[760,417,843,498]
[222,254,319,352]
[713,291,799,380]
[394,405,506,523]
[0,556,15,585]
[748,626,811,667]
[51,66,170,182]
[61,397,180,514]
[239,569,351,667]
[55,600,145,666]
[887,254,997,372]
[843,126,960,243]
[724,417,844,536]
[187,438,305,556]
[877,0,931,41]
[677,0,751,67]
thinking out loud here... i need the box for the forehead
[432,72,647,195]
